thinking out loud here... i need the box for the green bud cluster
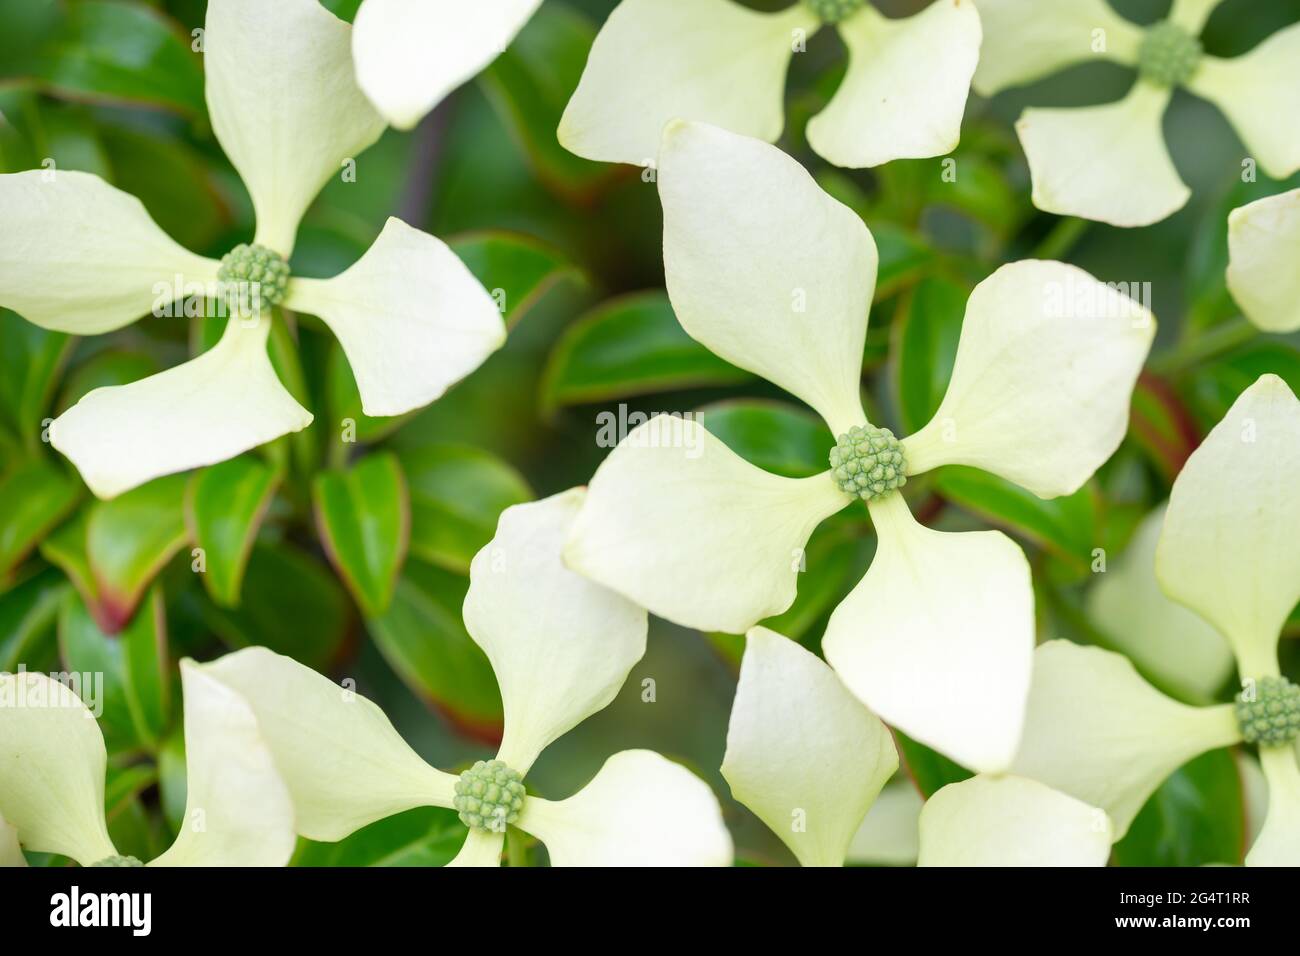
[217,243,290,308]
[830,424,907,501]
[1235,676,1300,746]
[1138,21,1202,87]
[801,0,866,25]
[454,759,526,833]
[91,855,145,867]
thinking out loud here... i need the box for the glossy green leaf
[0,309,72,451]
[57,350,161,412]
[58,586,170,752]
[449,231,579,329]
[368,561,503,737]
[542,292,750,411]
[0,568,66,672]
[699,400,835,479]
[0,457,80,587]
[1129,374,1199,483]
[1112,749,1245,867]
[893,275,969,434]
[1189,342,1300,430]
[400,444,531,575]
[759,523,863,645]
[294,808,464,867]
[184,457,279,608]
[314,453,409,618]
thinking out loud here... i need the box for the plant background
[0,0,1297,866]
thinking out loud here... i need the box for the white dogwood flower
[352,0,542,129]
[1010,375,1300,865]
[975,0,1300,226]
[723,627,1112,866]
[565,122,1155,773]
[198,490,733,867]
[0,662,295,867]
[559,0,981,169]
[1226,188,1300,333]
[0,0,505,499]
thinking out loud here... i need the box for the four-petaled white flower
[1007,375,1300,866]
[1226,188,1300,334]
[560,0,982,169]
[0,662,295,867]
[196,490,733,867]
[352,0,542,130]
[723,627,1114,867]
[975,0,1300,227]
[0,0,506,499]
[564,120,1155,774]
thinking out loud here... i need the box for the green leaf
[314,453,410,617]
[892,275,969,434]
[542,292,750,411]
[184,457,279,607]
[1129,373,1199,483]
[368,561,503,736]
[29,1,204,117]
[59,586,170,752]
[872,222,938,298]
[895,730,972,798]
[324,341,406,447]
[400,444,531,575]
[699,399,835,479]
[758,523,863,645]
[449,231,580,329]
[478,4,620,199]
[0,457,80,587]
[1189,341,1300,430]
[293,807,465,867]
[0,568,66,672]
[1112,749,1245,866]
[203,541,352,672]
[0,309,72,451]
[85,474,189,632]
[57,349,161,412]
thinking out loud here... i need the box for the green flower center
[91,855,144,867]
[1138,21,1202,87]
[454,759,526,833]
[1235,676,1300,746]
[217,243,290,309]
[801,0,866,25]
[829,424,907,501]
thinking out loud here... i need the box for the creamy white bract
[0,0,506,499]
[975,0,1300,226]
[559,0,981,169]
[565,121,1155,774]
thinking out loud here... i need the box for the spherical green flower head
[454,759,526,833]
[802,0,866,25]
[1138,21,1202,87]
[829,424,907,501]
[91,855,144,867]
[217,243,290,308]
[1235,676,1300,745]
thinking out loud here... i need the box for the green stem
[1150,316,1257,375]
[1031,216,1090,261]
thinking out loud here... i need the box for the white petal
[446,829,504,868]
[49,315,313,500]
[0,170,218,334]
[464,490,647,774]
[1246,745,1300,866]
[658,121,876,434]
[1087,506,1233,704]
[0,672,116,866]
[0,812,24,867]
[559,0,815,167]
[199,647,457,842]
[807,0,980,168]
[286,218,505,417]
[918,775,1112,867]
[204,0,386,256]
[1226,188,1300,333]
[150,661,295,866]
[903,260,1155,498]
[1156,375,1300,678]
[517,750,732,867]
[1186,26,1300,181]
[722,627,897,867]
[1010,641,1242,838]
[1017,82,1188,227]
[822,493,1033,773]
[354,0,541,130]
[972,0,1143,96]
[845,779,923,866]
[564,415,848,634]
